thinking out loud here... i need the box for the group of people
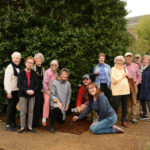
[3,51,150,135]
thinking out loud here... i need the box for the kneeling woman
[17,57,38,133]
[73,82,123,134]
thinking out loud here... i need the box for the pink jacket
[43,68,57,94]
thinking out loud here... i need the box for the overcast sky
[125,0,150,18]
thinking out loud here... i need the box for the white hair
[143,55,150,61]
[114,56,125,64]
[11,52,21,59]
[34,53,45,62]
[50,60,59,65]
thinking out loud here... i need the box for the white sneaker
[112,125,124,133]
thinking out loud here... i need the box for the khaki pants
[128,85,139,118]
[20,97,35,129]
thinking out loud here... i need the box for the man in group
[71,74,91,114]
[49,68,71,133]
[134,54,142,69]
[124,52,141,123]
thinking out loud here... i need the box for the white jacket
[4,64,19,94]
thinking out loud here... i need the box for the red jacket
[76,85,89,107]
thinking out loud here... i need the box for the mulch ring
[0,112,92,135]
[39,112,92,135]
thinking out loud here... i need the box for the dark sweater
[78,94,115,121]
[17,69,39,97]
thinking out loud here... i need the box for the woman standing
[111,56,130,127]
[32,53,45,127]
[4,52,21,131]
[17,56,38,133]
[73,82,123,134]
[93,53,111,99]
[42,60,58,126]
[139,55,150,120]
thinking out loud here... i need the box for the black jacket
[17,69,39,97]
[140,65,150,101]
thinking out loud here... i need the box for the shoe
[50,127,56,133]
[18,128,25,133]
[42,121,47,127]
[139,115,148,120]
[131,118,138,123]
[12,124,20,129]
[28,128,36,133]
[6,126,16,132]
[112,125,124,133]
[147,119,150,122]
[122,122,127,127]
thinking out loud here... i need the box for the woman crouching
[73,82,123,134]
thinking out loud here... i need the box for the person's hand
[7,93,12,99]
[81,104,86,112]
[65,104,69,111]
[72,116,79,122]
[27,90,34,95]
[77,106,81,113]
[57,101,62,109]
[91,122,98,126]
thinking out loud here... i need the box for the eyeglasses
[51,64,58,66]
[27,61,33,64]
[88,87,96,90]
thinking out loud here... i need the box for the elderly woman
[139,55,150,120]
[32,53,45,127]
[42,60,58,126]
[111,56,130,127]
[17,57,38,133]
[4,52,21,131]
[93,53,111,99]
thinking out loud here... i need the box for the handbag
[124,67,135,92]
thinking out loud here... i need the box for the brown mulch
[0,112,91,135]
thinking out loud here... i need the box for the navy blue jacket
[140,65,150,101]
[78,94,115,121]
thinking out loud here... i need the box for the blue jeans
[90,114,117,134]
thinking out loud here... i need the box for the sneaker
[112,125,124,133]
[131,118,138,123]
[50,127,56,133]
[139,115,148,120]
[6,126,16,132]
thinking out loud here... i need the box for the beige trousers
[20,97,35,129]
[128,85,139,118]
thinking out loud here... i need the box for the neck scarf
[11,61,20,77]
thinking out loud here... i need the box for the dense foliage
[0,0,128,112]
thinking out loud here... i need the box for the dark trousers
[50,108,63,128]
[6,91,19,126]
[33,91,43,127]
[141,100,150,116]
[113,95,128,122]
[100,83,111,100]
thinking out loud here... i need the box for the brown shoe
[122,122,127,127]
[42,121,47,127]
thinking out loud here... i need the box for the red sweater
[76,85,89,107]
[25,70,31,88]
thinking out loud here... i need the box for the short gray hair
[114,56,125,64]
[11,52,21,59]
[34,53,45,62]
[50,60,59,66]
